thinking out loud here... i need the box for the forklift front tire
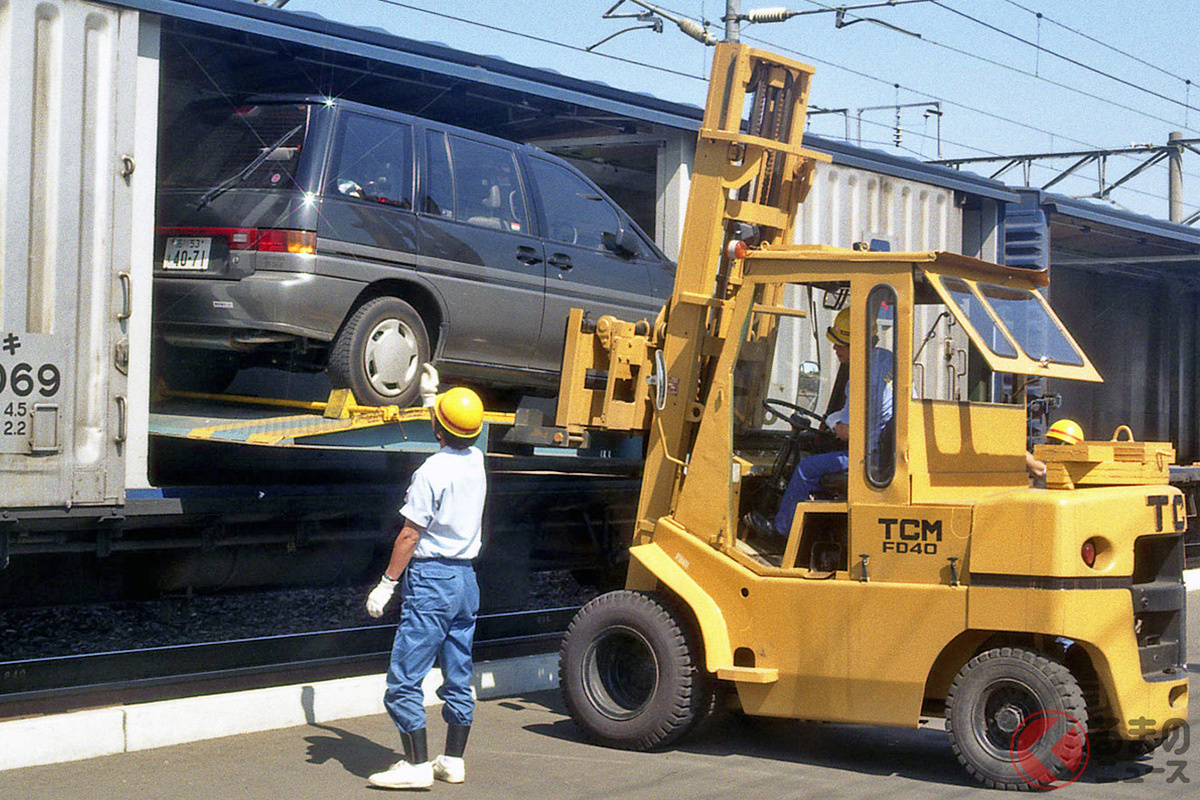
[559,590,709,751]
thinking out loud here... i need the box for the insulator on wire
[893,126,903,147]
[747,7,794,24]
[677,17,717,45]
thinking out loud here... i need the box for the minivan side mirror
[602,227,641,259]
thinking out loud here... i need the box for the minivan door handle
[548,253,573,271]
[515,246,543,266]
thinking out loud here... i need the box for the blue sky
[274,1,1200,224]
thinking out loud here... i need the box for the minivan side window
[329,113,413,210]
[446,135,529,233]
[529,158,625,253]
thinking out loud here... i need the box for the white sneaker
[432,754,466,784]
[368,760,434,789]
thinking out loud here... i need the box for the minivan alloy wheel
[364,317,420,398]
[328,296,430,406]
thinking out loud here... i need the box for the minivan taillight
[157,227,315,254]
[257,229,316,255]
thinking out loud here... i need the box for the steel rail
[0,607,577,718]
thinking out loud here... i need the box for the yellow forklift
[556,43,1188,789]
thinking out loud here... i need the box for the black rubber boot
[401,728,429,764]
[445,723,471,758]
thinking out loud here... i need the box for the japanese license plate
[163,236,212,271]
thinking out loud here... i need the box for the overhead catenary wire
[372,0,709,83]
[357,1,1200,206]
[739,27,1200,186]
[996,0,1199,88]
[836,111,1185,208]
[371,1,1192,156]
[796,0,1200,135]
[928,1,1200,120]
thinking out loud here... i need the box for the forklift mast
[556,43,830,527]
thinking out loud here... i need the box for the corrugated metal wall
[1051,267,1200,464]
[0,0,138,507]
[794,161,962,253]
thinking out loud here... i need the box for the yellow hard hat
[434,387,484,439]
[1046,418,1083,445]
[826,308,851,346]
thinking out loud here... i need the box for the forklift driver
[748,307,893,538]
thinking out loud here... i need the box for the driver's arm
[826,405,850,441]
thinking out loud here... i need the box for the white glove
[419,363,440,408]
[366,575,398,618]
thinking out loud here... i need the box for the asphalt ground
[1,688,1195,799]
[1,591,1196,800]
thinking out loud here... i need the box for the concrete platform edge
[0,651,560,771]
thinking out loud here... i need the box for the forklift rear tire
[559,590,710,750]
[945,647,1088,790]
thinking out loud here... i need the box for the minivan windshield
[161,103,311,191]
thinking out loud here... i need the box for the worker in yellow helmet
[1027,418,1084,483]
[1046,418,1084,444]
[365,366,487,789]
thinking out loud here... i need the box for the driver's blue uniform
[773,347,893,536]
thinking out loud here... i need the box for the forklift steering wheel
[762,398,826,431]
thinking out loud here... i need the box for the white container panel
[795,161,961,253]
[0,0,139,508]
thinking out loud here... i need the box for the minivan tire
[328,296,430,407]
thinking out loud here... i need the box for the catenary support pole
[1169,131,1183,223]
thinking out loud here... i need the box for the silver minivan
[154,96,673,405]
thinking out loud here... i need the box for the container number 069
[0,333,68,452]
[0,363,61,398]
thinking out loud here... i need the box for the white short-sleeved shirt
[825,347,893,446]
[400,446,487,560]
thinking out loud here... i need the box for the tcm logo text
[879,518,942,555]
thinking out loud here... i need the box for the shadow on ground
[516,688,1172,790]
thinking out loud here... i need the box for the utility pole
[1169,131,1183,224]
[724,0,741,42]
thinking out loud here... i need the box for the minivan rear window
[161,103,310,190]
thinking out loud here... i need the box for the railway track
[0,606,576,720]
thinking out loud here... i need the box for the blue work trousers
[774,450,850,536]
[384,558,480,733]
